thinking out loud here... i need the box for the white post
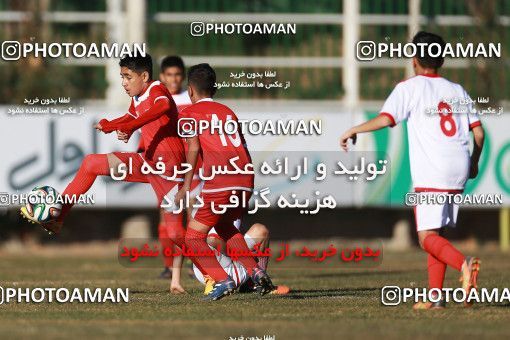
[407,0,421,78]
[105,0,126,107]
[126,0,146,45]
[342,0,360,108]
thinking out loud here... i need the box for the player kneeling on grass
[340,31,484,309]
[192,221,290,296]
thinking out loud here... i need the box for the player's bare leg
[158,209,173,279]
[160,209,186,293]
[247,223,270,270]
[170,253,186,294]
[242,223,289,295]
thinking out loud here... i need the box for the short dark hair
[187,63,217,97]
[161,55,186,74]
[119,54,153,80]
[412,31,446,69]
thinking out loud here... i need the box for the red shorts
[113,152,203,210]
[113,152,182,206]
[191,190,252,228]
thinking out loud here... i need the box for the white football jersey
[172,90,192,111]
[380,74,481,191]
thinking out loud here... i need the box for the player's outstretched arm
[96,113,135,133]
[469,125,485,179]
[115,99,171,137]
[340,114,394,151]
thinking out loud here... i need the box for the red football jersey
[180,135,204,176]
[179,99,254,192]
[130,81,185,178]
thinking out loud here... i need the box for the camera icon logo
[1,41,21,61]
[178,118,197,137]
[191,22,205,37]
[0,193,10,206]
[404,193,418,206]
[381,286,401,306]
[356,41,376,61]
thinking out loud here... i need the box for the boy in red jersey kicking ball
[176,63,275,300]
[340,32,485,309]
[20,54,189,294]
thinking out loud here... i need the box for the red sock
[163,212,185,249]
[213,223,259,276]
[423,234,464,271]
[225,233,258,276]
[427,254,446,290]
[158,223,174,268]
[185,228,228,282]
[59,154,109,221]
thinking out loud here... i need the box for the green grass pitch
[0,248,509,339]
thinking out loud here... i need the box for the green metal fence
[0,0,507,103]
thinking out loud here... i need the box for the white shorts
[413,192,460,231]
[193,231,256,286]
